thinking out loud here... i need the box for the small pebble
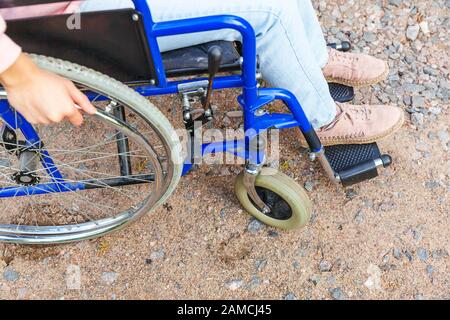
[406,25,420,41]
[3,267,19,282]
[329,288,345,300]
[255,259,268,272]
[101,272,118,285]
[319,260,333,272]
[149,250,165,261]
[225,280,244,291]
[248,219,265,233]
[246,276,262,289]
[417,248,428,261]
[304,181,314,192]
[425,265,434,278]
[284,293,298,301]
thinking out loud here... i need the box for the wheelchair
[0,0,393,244]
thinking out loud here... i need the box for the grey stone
[404,55,415,64]
[3,267,19,282]
[377,201,398,212]
[248,219,264,233]
[380,264,397,272]
[432,249,448,260]
[428,107,441,115]
[362,198,374,208]
[363,32,377,42]
[346,189,358,200]
[426,265,434,278]
[422,90,437,100]
[393,248,402,259]
[354,210,364,224]
[438,130,449,144]
[184,192,194,200]
[319,260,333,272]
[415,141,429,152]
[246,276,262,289]
[225,279,244,291]
[268,230,279,237]
[412,229,422,241]
[428,132,437,140]
[255,259,268,272]
[406,25,420,41]
[403,96,412,106]
[149,250,165,261]
[404,250,414,262]
[424,82,438,91]
[356,40,367,48]
[309,275,320,286]
[101,272,118,285]
[284,293,298,300]
[309,211,318,224]
[293,261,301,269]
[329,288,346,300]
[389,53,401,60]
[388,0,401,6]
[403,83,425,93]
[423,67,438,76]
[304,180,315,192]
[425,181,440,190]
[417,248,428,261]
[412,96,426,108]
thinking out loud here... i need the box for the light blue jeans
[80,0,336,128]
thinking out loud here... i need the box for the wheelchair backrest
[0,0,75,8]
[4,8,157,84]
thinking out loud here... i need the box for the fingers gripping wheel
[235,168,312,230]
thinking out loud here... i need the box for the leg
[80,0,337,128]
[294,0,329,68]
[80,0,404,144]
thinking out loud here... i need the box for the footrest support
[324,143,392,187]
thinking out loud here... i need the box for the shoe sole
[298,110,405,148]
[325,61,390,88]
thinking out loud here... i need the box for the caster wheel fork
[235,167,313,230]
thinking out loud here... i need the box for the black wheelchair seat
[163,41,241,78]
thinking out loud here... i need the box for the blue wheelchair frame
[0,0,322,198]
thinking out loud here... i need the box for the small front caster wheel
[235,168,312,230]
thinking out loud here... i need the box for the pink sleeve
[0,15,22,74]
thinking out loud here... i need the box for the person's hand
[0,53,96,126]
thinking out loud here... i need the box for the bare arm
[0,14,95,126]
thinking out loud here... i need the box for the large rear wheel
[0,55,183,244]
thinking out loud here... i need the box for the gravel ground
[1,0,449,300]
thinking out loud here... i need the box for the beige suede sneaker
[298,102,404,147]
[323,48,389,87]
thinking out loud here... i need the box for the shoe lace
[328,48,360,65]
[321,103,371,135]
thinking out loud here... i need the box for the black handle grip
[208,46,223,76]
[338,159,378,187]
[381,154,392,168]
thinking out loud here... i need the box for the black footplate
[329,83,355,103]
[325,143,392,187]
